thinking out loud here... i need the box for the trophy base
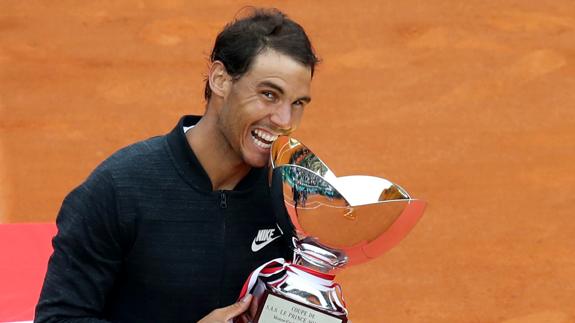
[236,289,347,323]
[234,259,348,323]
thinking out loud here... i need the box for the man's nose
[270,103,292,130]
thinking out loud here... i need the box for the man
[35,8,319,323]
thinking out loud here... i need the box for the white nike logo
[251,228,281,252]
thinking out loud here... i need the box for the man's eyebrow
[298,96,312,104]
[258,81,311,103]
[259,81,285,95]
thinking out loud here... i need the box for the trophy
[236,136,426,323]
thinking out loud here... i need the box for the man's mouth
[251,129,278,149]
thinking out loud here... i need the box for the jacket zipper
[218,190,227,306]
[219,191,228,209]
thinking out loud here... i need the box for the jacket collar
[166,115,267,192]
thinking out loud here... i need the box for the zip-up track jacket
[35,116,290,323]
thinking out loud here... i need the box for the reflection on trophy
[236,136,426,323]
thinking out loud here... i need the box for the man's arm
[35,169,125,323]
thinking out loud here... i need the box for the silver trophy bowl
[270,136,426,270]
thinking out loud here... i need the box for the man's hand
[197,294,253,323]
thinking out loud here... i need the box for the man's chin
[243,154,270,169]
[247,160,269,169]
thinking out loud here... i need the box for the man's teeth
[254,129,278,142]
[251,129,278,149]
[252,136,271,149]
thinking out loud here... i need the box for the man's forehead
[241,50,312,93]
[245,50,311,79]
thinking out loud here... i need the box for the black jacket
[35,116,290,323]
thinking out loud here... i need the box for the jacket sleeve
[35,168,128,323]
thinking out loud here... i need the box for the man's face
[217,49,312,168]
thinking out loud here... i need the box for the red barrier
[0,223,56,322]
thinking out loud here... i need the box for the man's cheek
[292,111,305,130]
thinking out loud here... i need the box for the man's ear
[208,61,231,98]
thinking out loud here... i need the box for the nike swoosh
[251,235,281,252]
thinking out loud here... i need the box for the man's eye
[293,100,306,108]
[262,91,276,101]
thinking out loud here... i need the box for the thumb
[220,294,253,320]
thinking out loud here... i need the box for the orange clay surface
[1,1,574,322]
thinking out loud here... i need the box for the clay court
[1,1,574,322]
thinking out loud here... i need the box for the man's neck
[185,115,251,191]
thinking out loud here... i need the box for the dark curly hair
[204,7,320,101]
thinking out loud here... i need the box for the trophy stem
[292,237,348,273]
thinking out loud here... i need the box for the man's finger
[220,294,253,320]
[197,294,253,323]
